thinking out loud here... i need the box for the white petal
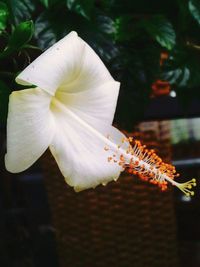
[5,88,55,173]
[55,81,120,126]
[49,99,128,191]
[58,39,114,94]
[16,31,113,95]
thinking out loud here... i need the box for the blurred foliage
[1,0,200,129]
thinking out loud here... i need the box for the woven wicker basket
[42,122,179,267]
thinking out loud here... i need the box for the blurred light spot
[170,90,176,98]
[181,195,191,202]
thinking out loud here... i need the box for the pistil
[105,138,197,196]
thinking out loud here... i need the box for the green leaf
[40,0,63,8]
[114,16,133,41]
[6,0,35,24]
[0,20,34,58]
[162,67,190,87]
[66,0,94,19]
[35,9,68,49]
[0,80,11,124]
[9,21,34,48]
[161,47,200,88]
[142,15,176,50]
[0,2,8,32]
[189,0,200,25]
[40,0,49,8]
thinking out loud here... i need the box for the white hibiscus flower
[5,31,196,195]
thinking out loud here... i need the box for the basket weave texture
[42,122,179,267]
